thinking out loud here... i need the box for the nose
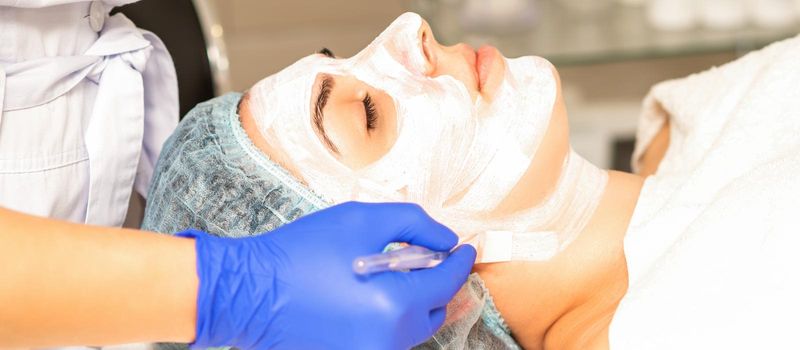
[418,21,437,74]
[417,20,480,100]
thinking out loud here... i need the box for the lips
[476,45,499,93]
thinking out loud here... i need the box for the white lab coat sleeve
[134,29,179,199]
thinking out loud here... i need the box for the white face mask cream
[249,12,607,261]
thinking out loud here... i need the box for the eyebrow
[313,74,339,154]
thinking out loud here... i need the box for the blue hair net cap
[142,92,329,237]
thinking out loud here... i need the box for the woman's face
[248,12,570,216]
[311,24,512,168]
[305,17,565,169]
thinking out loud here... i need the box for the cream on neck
[467,64,644,348]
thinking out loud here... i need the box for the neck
[477,87,645,348]
[542,169,643,349]
[475,164,643,350]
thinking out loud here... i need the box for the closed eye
[363,93,378,131]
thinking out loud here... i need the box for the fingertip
[406,225,458,252]
[439,245,477,286]
[426,222,459,250]
[451,244,477,265]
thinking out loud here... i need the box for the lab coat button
[89,1,106,32]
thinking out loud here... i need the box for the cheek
[323,98,399,170]
[323,103,368,166]
[431,54,479,101]
[340,61,475,171]
[373,93,399,155]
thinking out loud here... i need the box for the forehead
[254,54,337,118]
[266,11,426,85]
[274,54,333,83]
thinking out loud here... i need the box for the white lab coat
[1,3,178,349]
[0,0,178,227]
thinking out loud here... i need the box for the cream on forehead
[248,12,606,262]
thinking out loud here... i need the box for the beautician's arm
[1,202,475,350]
[0,207,197,348]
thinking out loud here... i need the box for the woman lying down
[143,12,800,350]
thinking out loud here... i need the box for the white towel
[610,34,800,349]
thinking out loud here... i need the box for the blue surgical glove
[179,201,477,350]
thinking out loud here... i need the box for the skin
[637,119,671,177]
[0,207,198,348]
[240,19,648,349]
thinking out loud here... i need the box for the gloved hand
[179,201,477,350]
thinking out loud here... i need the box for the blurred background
[120,0,800,172]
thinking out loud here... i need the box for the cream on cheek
[492,68,571,216]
